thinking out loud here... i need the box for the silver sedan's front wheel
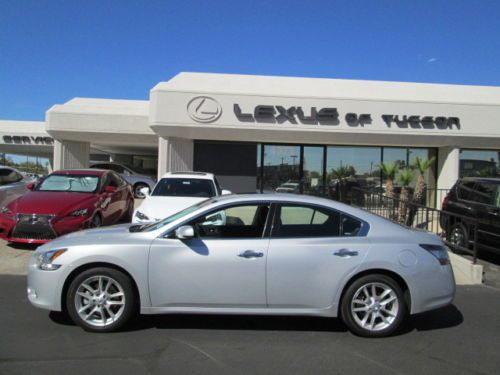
[66,267,137,332]
[341,275,406,337]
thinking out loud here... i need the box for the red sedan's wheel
[89,214,102,228]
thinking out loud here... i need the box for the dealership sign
[186,97,461,130]
[2,135,54,145]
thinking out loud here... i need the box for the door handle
[238,250,264,258]
[333,249,359,257]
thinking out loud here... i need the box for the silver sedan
[27,194,455,337]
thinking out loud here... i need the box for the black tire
[447,222,469,253]
[89,213,102,228]
[341,274,407,338]
[121,200,134,223]
[133,183,148,199]
[66,267,137,332]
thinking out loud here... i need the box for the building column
[437,146,460,190]
[53,140,90,170]
[157,137,194,180]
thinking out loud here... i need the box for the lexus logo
[187,96,222,123]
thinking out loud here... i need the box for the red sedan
[0,169,134,244]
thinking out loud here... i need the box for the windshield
[140,198,216,232]
[36,174,100,193]
[152,178,215,197]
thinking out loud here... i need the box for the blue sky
[1,0,500,121]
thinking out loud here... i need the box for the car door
[148,203,271,308]
[266,203,371,309]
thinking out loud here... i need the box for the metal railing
[353,188,500,264]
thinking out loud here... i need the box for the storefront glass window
[460,149,500,177]
[262,145,300,193]
[326,146,381,204]
[303,147,324,196]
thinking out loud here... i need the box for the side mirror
[104,185,117,194]
[221,189,232,195]
[140,186,151,196]
[175,225,194,240]
[26,182,35,190]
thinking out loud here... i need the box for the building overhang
[150,73,500,149]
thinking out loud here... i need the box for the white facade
[2,72,500,196]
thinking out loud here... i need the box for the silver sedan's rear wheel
[66,267,136,332]
[341,274,406,337]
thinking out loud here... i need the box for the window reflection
[262,145,300,193]
[303,147,324,196]
[460,149,500,177]
[326,146,381,204]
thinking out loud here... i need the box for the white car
[133,171,231,223]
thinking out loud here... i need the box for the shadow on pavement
[406,304,463,332]
[49,304,463,335]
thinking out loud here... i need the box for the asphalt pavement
[0,274,499,375]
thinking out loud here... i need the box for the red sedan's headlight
[0,207,14,217]
[69,208,89,217]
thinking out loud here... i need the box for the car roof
[52,169,108,176]
[209,193,379,218]
[160,171,214,180]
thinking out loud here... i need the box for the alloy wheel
[350,282,400,332]
[74,275,126,328]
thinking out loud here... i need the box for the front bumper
[0,214,90,244]
[27,255,64,311]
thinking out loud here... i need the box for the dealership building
[1,72,500,205]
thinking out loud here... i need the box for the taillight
[441,191,451,210]
[420,244,450,265]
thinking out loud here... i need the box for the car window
[189,204,270,239]
[495,186,500,208]
[106,173,121,188]
[152,178,216,197]
[0,169,23,185]
[474,182,496,205]
[457,181,476,201]
[114,173,128,186]
[274,204,341,238]
[341,215,362,236]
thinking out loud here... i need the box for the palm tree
[379,161,399,198]
[413,157,435,204]
[398,169,414,224]
[331,165,353,203]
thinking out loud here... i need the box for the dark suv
[440,178,500,253]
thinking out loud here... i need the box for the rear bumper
[410,264,456,314]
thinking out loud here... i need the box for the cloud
[427,57,438,63]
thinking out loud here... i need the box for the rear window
[152,178,215,198]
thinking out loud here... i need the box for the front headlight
[36,249,67,271]
[135,210,150,221]
[69,208,88,217]
[0,206,12,215]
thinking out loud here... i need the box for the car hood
[9,191,97,215]
[136,196,208,221]
[39,223,153,249]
